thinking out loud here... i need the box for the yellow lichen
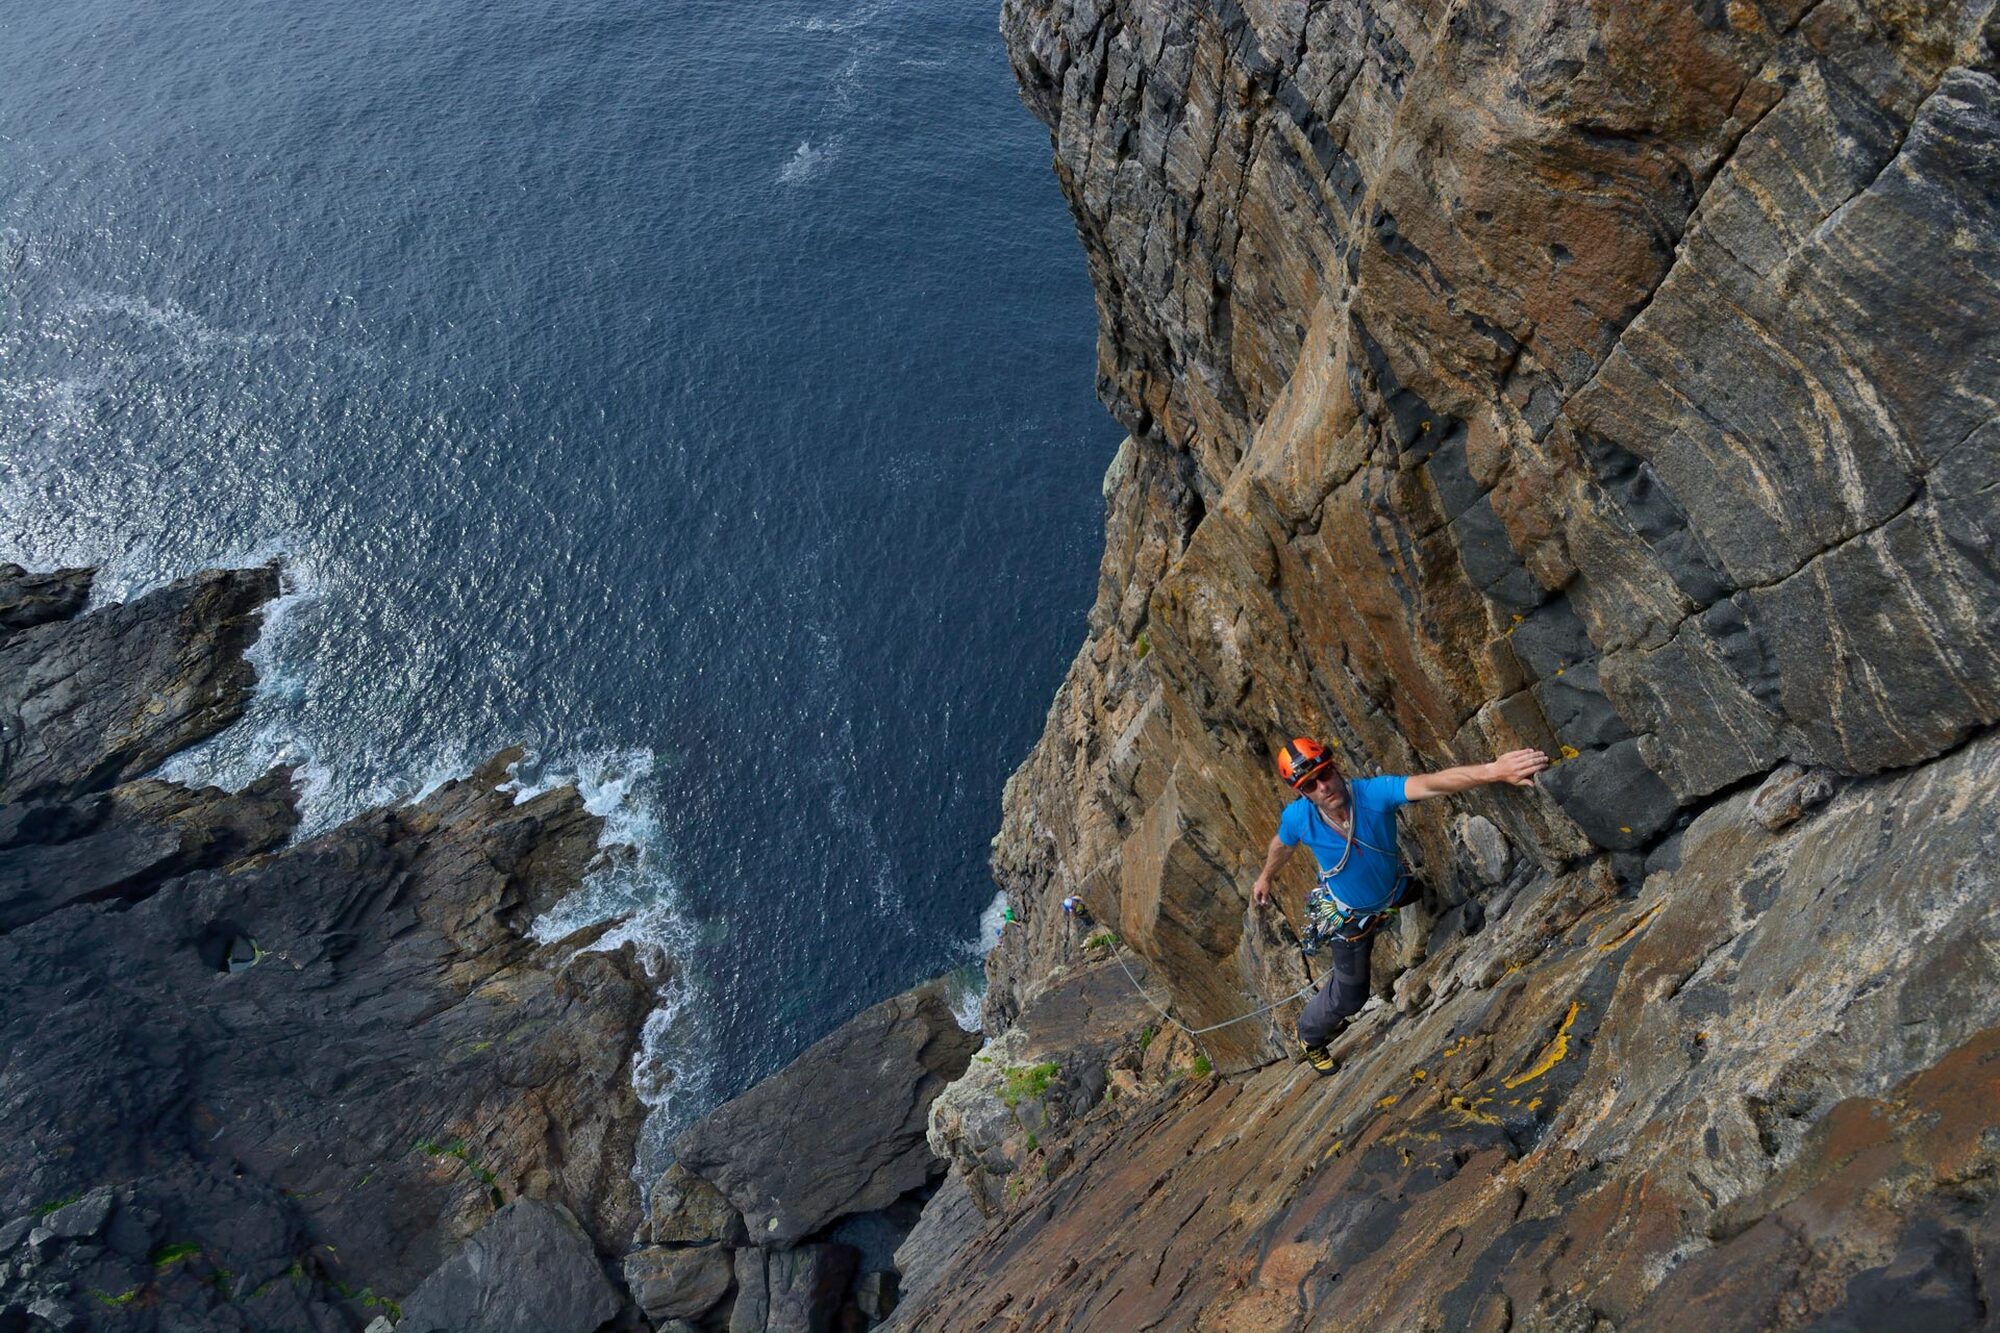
[1445,1094,1500,1126]
[1596,901,1663,952]
[1504,1001,1582,1090]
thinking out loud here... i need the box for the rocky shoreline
[0,563,652,1329]
[0,562,995,1332]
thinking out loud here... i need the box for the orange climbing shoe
[1299,1040,1337,1076]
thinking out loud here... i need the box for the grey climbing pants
[1296,875,1418,1048]
[1297,932,1375,1048]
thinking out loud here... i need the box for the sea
[0,0,1119,1170]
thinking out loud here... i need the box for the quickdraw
[1299,876,1402,953]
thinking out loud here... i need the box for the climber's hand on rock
[1252,876,1272,908]
[1491,748,1550,787]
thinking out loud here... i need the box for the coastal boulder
[622,1243,735,1325]
[890,1170,980,1306]
[717,1242,862,1333]
[0,565,276,804]
[929,953,1159,1215]
[674,981,978,1245]
[0,562,91,640]
[398,1199,621,1333]
[647,1162,745,1245]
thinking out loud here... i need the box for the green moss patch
[999,1062,1060,1108]
[152,1242,203,1270]
[415,1136,504,1208]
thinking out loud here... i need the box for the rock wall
[986,0,2000,1069]
[898,1,2000,1327]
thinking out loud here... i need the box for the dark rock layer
[398,1199,622,1333]
[0,565,275,804]
[627,976,980,1331]
[0,570,654,1331]
[0,562,92,640]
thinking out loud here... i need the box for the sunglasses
[1299,767,1341,792]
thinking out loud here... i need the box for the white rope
[1102,922,1319,1037]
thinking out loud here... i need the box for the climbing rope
[1106,940,1320,1036]
[1070,896,1319,1039]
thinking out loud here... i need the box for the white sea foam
[937,890,1010,1032]
[153,552,335,813]
[512,747,710,1176]
[71,291,275,356]
[970,886,1010,955]
[778,139,839,185]
[947,965,986,1033]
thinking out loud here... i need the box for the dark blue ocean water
[0,0,1117,1160]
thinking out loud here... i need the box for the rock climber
[1251,737,1548,1074]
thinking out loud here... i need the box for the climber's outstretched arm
[1406,748,1549,801]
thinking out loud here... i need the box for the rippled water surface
[0,0,1117,1155]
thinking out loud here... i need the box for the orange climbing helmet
[1276,737,1335,790]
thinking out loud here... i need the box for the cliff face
[900,1,2000,1327]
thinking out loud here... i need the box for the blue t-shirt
[1278,775,1409,912]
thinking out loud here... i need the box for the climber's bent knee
[1297,934,1374,1048]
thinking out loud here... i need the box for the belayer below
[1252,737,1549,1075]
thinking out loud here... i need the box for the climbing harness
[1299,874,1405,952]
